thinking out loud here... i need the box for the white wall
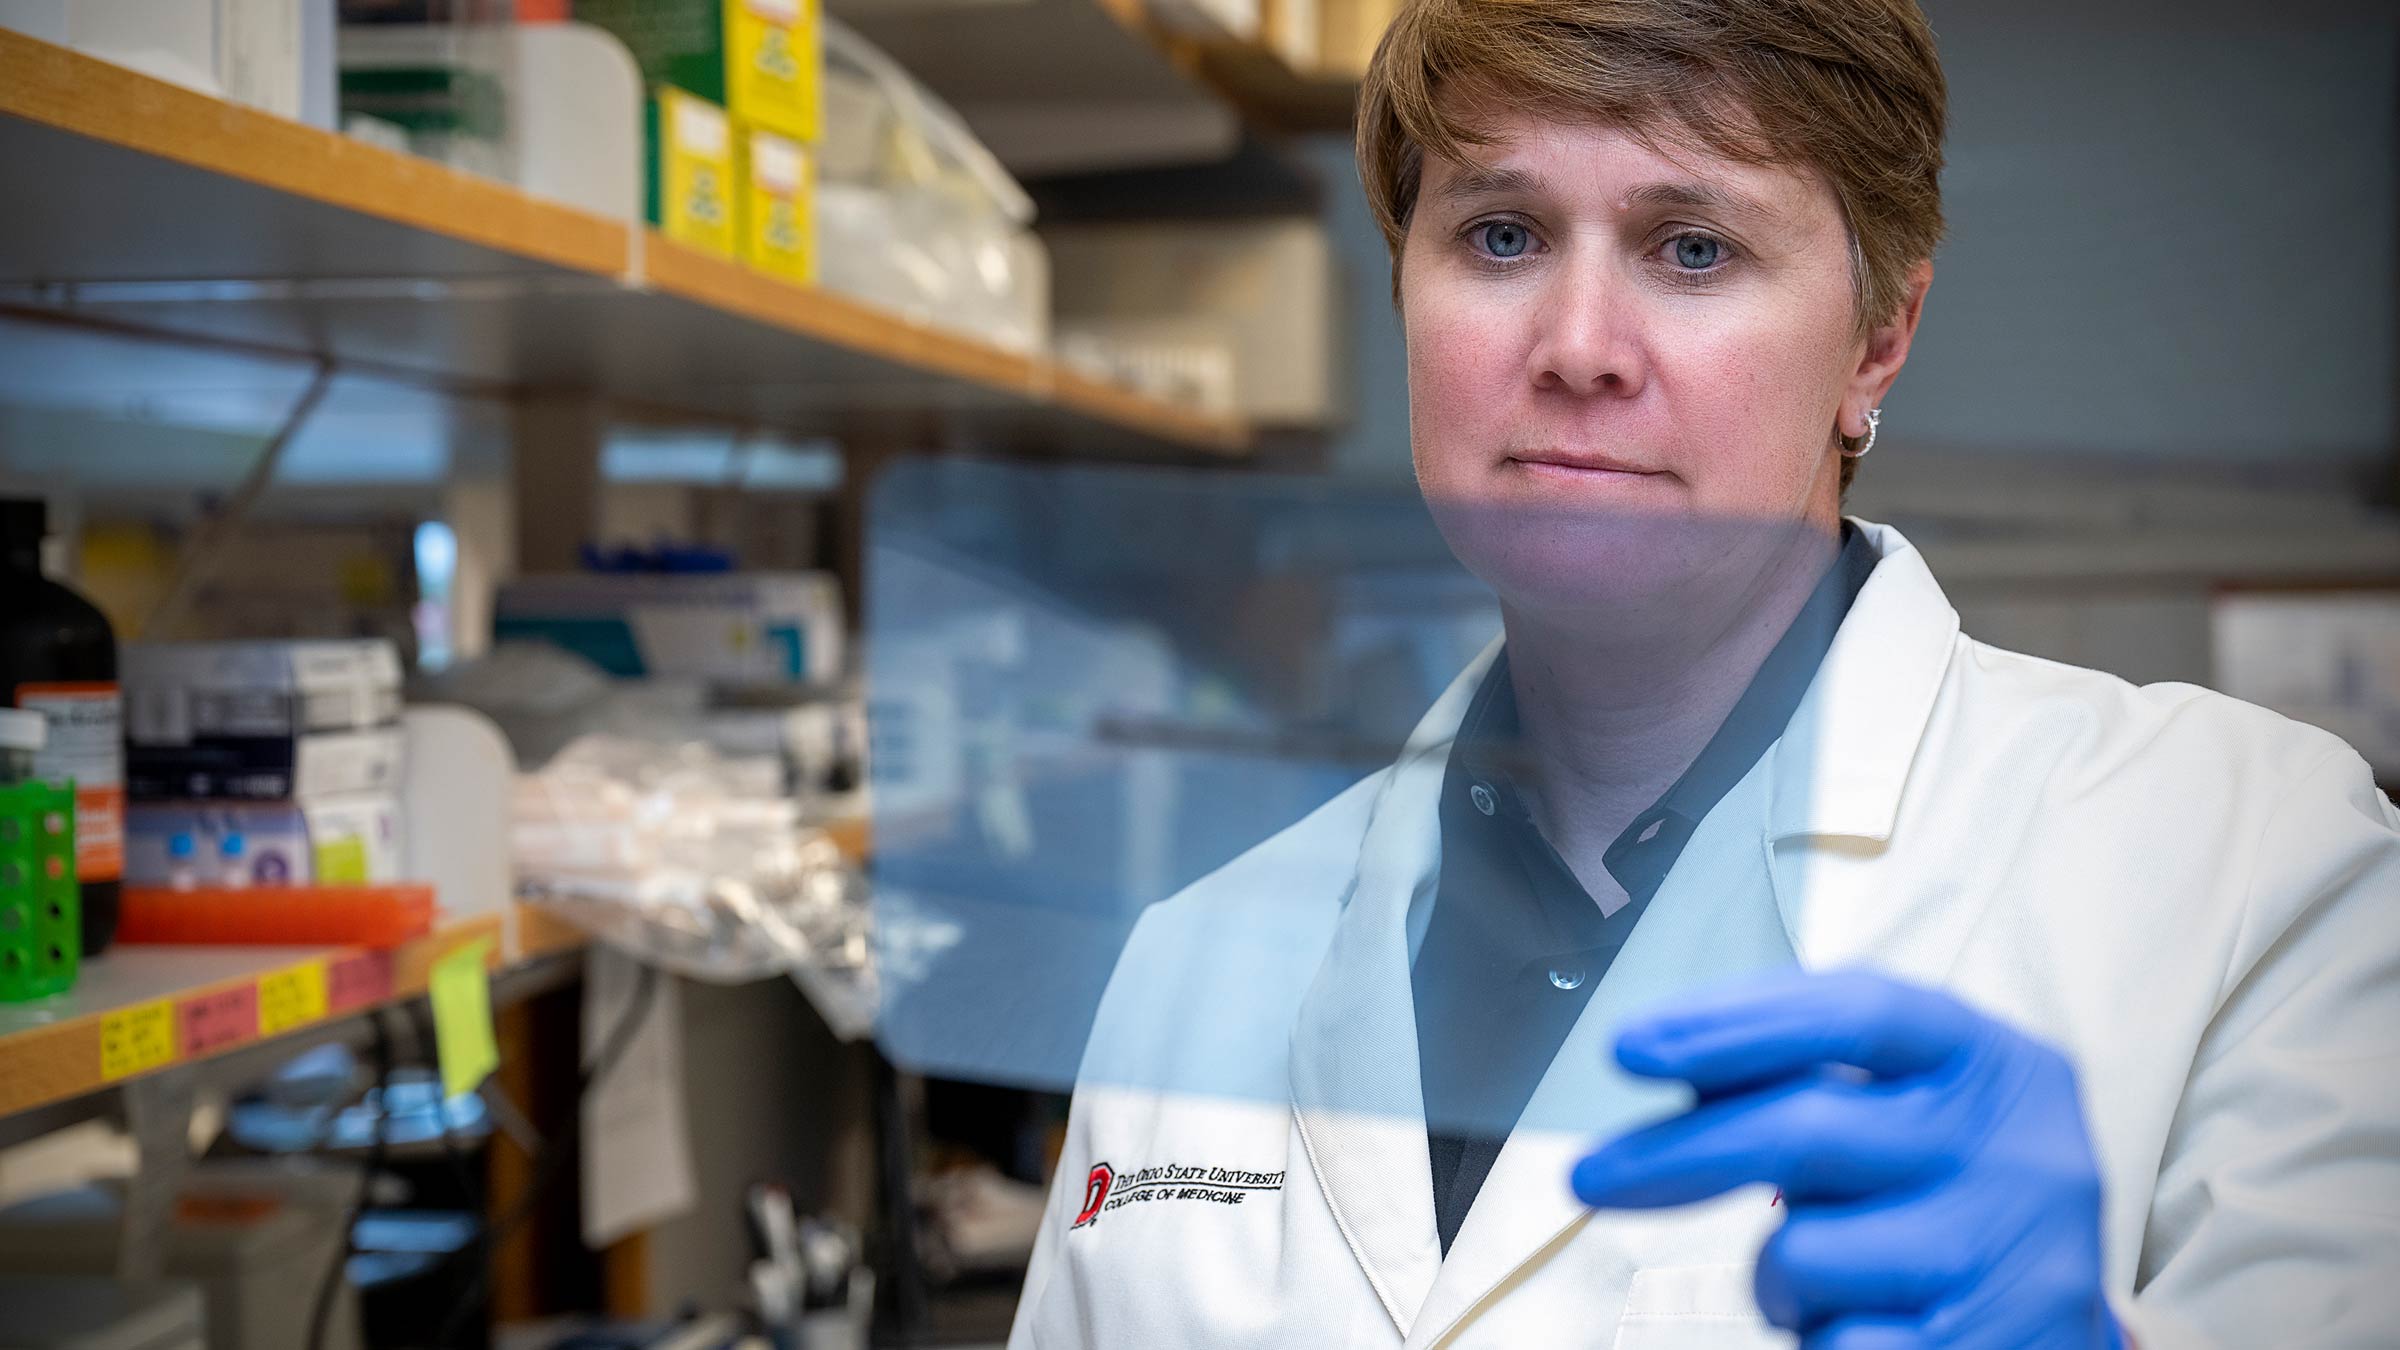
[1902,0,2396,462]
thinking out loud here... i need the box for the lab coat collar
[1286,637,1502,1339]
[1764,519,1976,979]
[1764,519,1959,846]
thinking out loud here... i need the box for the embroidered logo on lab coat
[1070,1160,1284,1229]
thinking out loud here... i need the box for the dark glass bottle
[0,499,123,957]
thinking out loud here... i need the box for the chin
[1422,487,1804,622]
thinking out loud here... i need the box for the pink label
[177,984,260,1057]
[326,951,393,1013]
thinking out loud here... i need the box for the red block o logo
[1073,1163,1114,1228]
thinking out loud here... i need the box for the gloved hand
[1569,969,2127,1350]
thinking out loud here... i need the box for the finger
[1571,1074,1962,1208]
[1800,1315,1929,1350]
[1615,969,1985,1095]
[1754,1190,1983,1329]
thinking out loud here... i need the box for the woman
[1008,1,2400,1345]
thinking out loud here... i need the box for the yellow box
[575,0,822,141]
[738,122,816,285]
[650,87,737,257]
[726,0,821,143]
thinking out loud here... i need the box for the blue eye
[1477,221,1532,259]
[1671,234,1724,270]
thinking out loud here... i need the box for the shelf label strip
[175,984,260,1058]
[326,951,394,1014]
[99,999,179,1081]
[258,960,331,1037]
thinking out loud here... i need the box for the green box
[577,0,822,143]
[0,782,79,1003]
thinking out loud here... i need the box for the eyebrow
[1425,167,1773,225]
[1424,165,1545,211]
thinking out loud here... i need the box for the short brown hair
[1357,0,1947,335]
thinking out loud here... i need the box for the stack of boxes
[121,641,407,889]
[576,0,823,286]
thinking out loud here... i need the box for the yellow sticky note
[258,961,330,1037]
[100,1000,178,1080]
[430,939,499,1101]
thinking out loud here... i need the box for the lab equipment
[117,882,435,946]
[0,778,78,1001]
[2,496,124,956]
[813,16,1048,354]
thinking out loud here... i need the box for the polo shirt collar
[1445,521,1882,900]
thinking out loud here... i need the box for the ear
[1843,260,1934,438]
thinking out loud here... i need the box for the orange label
[15,683,124,883]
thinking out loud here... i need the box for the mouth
[1507,451,1667,479]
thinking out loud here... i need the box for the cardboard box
[127,793,405,888]
[1044,218,1345,428]
[495,570,845,685]
[576,0,822,143]
[738,120,816,285]
[648,86,738,256]
[128,726,406,803]
[125,641,402,743]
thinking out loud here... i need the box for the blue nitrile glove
[1570,969,2127,1350]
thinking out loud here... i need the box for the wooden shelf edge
[642,234,1252,455]
[1,29,1252,457]
[0,902,583,1120]
[1187,40,1360,134]
[1096,1,1359,135]
[0,28,627,278]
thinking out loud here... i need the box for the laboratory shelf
[1179,38,1363,134]
[0,29,1252,460]
[827,0,1355,181]
[0,904,589,1120]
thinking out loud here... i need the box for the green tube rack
[0,781,78,1002]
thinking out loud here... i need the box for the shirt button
[1470,783,1497,816]
[1548,967,1586,991]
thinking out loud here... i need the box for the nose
[1525,260,1646,399]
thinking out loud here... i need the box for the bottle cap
[0,499,46,552]
[0,708,47,754]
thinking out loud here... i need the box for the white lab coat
[1007,520,2400,1349]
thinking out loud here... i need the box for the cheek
[1402,278,1524,471]
[1658,301,1851,502]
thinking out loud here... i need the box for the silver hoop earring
[1850,407,1882,458]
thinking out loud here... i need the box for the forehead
[1413,105,1837,229]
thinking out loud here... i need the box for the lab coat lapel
[1403,762,1801,1349]
[1765,522,1971,976]
[1287,638,1502,1340]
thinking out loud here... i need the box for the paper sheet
[580,946,699,1248]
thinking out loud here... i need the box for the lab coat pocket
[1609,1263,1791,1350]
